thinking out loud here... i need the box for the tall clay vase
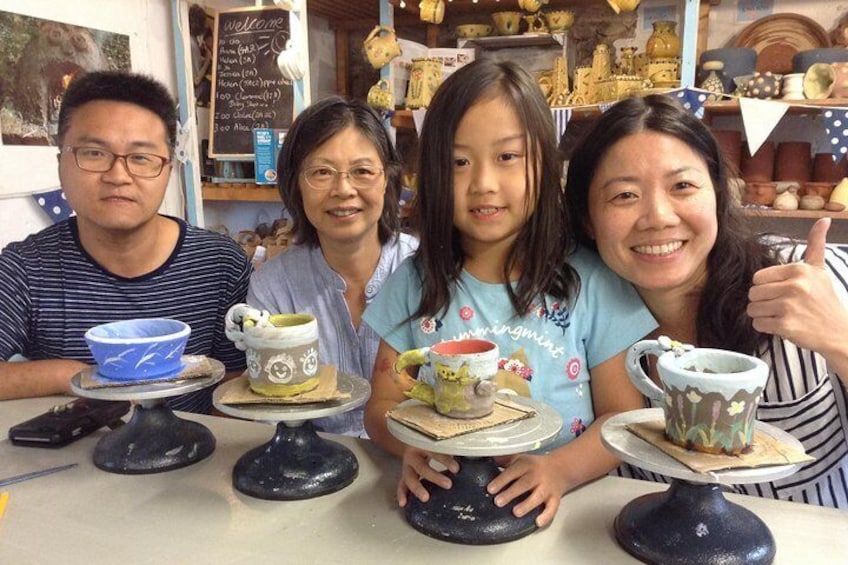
[711,129,742,178]
[774,141,812,183]
[740,141,775,183]
[646,20,681,61]
[813,153,848,183]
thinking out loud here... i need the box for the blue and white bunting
[32,187,74,223]
[822,108,848,162]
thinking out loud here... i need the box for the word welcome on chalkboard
[209,6,293,158]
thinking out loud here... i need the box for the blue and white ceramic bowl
[85,319,191,381]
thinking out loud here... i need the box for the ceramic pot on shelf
[743,182,777,207]
[740,141,775,183]
[362,25,401,69]
[774,142,812,183]
[832,62,848,99]
[782,73,805,100]
[646,20,680,61]
[700,47,757,94]
[710,129,743,177]
[813,153,848,183]
[491,11,522,36]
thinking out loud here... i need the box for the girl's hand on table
[487,453,566,527]
[397,447,459,506]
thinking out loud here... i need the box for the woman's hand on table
[487,453,566,528]
[397,447,459,506]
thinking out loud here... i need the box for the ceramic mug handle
[394,347,436,406]
[625,340,666,401]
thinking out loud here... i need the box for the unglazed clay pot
[774,141,812,183]
[743,182,777,207]
[740,141,775,183]
[710,129,743,176]
[801,181,836,200]
[813,153,848,183]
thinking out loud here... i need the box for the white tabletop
[1,396,846,564]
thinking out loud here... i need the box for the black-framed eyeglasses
[61,146,171,178]
[301,165,385,191]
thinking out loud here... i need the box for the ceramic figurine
[699,60,725,101]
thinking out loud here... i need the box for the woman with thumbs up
[565,94,848,509]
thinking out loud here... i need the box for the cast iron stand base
[404,456,540,545]
[232,421,358,500]
[615,479,776,565]
[93,402,216,474]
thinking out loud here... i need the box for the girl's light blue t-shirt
[362,247,657,447]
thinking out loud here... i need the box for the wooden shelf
[202,183,280,202]
[740,208,848,220]
[457,32,566,50]
[704,99,848,117]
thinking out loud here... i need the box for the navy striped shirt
[0,216,250,413]
[616,243,848,509]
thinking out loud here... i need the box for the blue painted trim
[680,0,699,87]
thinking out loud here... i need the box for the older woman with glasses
[247,96,417,437]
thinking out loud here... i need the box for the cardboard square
[388,398,537,440]
[627,419,815,474]
[217,365,350,405]
[78,355,214,389]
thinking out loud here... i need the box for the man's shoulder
[2,220,75,261]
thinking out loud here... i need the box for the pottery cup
[395,339,499,419]
[363,25,401,69]
[367,79,394,111]
[491,11,522,36]
[519,0,549,13]
[607,0,641,14]
[225,304,320,397]
[626,337,769,455]
[85,318,190,381]
[544,10,574,33]
[419,0,445,25]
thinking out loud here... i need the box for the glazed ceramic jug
[363,25,401,69]
[646,20,680,60]
[367,79,394,111]
[607,0,641,14]
[405,57,442,109]
[518,0,549,13]
[419,0,445,25]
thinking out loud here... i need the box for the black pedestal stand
[93,401,216,474]
[615,479,775,565]
[405,456,540,545]
[232,421,358,500]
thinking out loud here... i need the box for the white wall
[0,0,178,248]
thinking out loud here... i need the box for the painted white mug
[395,339,499,419]
[226,304,320,397]
[626,337,769,455]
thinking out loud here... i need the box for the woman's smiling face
[586,130,718,298]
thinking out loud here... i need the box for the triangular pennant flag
[666,87,709,119]
[598,102,616,113]
[551,107,572,141]
[739,97,789,155]
[32,187,74,223]
[821,108,848,162]
[412,108,427,136]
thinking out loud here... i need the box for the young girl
[362,59,656,527]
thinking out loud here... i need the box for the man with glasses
[0,71,251,413]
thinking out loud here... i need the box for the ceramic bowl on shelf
[455,24,493,39]
[85,318,191,381]
[803,63,836,99]
[491,11,522,36]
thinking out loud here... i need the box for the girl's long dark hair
[565,95,777,354]
[412,58,578,320]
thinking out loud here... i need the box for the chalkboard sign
[209,6,293,158]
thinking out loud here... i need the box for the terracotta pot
[774,142,811,183]
[813,153,848,183]
[710,129,742,176]
[832,62,848,99]
[740,141,775,183]
[801,181,836,200]
[743,181,777,207]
